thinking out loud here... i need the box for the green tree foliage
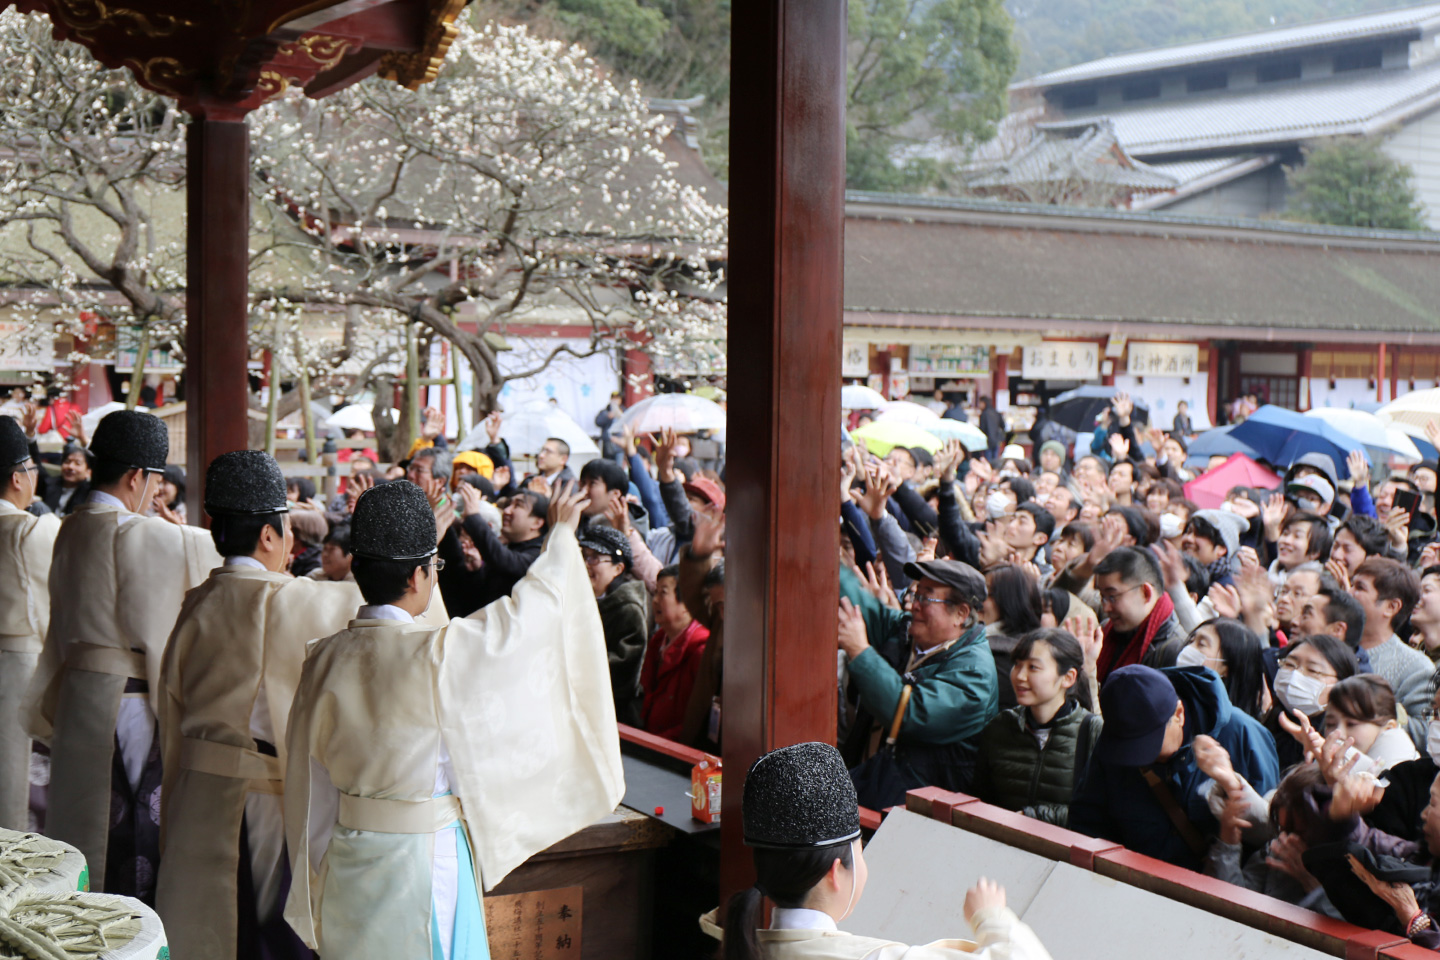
[1283,138,1427,231]
[1009,0,1402,77]
[846,0,1018,192]
[498,0,1016,191]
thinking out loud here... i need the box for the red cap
[683,477,726,511]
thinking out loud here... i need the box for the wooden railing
[903,786,1429,960]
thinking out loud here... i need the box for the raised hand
[64,408,86,446]
[1326,556,1352,592]
[1331,771,1384,819]
[1262,492,1287,541]
[934,440,966,481]
[655,428,680,483]
[1063,614,1104,672]
[917,536,938,563]
[421,406,445,441]
[838,597,871,658]
[1112,392,1134,422]
[841,457,857,505]
[1384,508,1410,550]
[485,411,502,446]
[1426,418,1440,455]
[1422,541,1440,571]
[864,562,901,611]
[20,402,39,438]
[1319,731,1361,785]
[691,504,726,558]
[1277,710,1326,763]
[456,482,484,518]
[547,480,589,530]
[963,878,1006,926]
[857,463,899,519]
[604,488,632,534]
[1193,735,1241,793]
[491,464,511,491]
[433,497,456,540]
[1347,449,1370,492]
[346,473,375,512]
[621,422,638,458]
[1085,512,1126,567]
[1108,432,1130,462]
[422,477,447,511]
[1155,539,1188,589]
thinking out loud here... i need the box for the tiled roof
[1038,58,1440,156]
[1015,3,1440,88]
[842,193,1440,335]
[964,121,1180,190]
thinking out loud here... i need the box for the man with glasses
[26,410,220,902]
[837,557,999,809]
[1093,546,1185,682]
[533,436,574,492]
[282,480,622,960]
[155,451,374,960]
[0,417,58,830]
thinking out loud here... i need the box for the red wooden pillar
[1377,344,1387,403]
[992,350,1009,398]
[721,0,846,907]
[184,114,253,520]
[1207,344,1220,425]
[622,346,654,407]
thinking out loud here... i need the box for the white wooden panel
[1021,862,1334,960]
[847,810,1057,946]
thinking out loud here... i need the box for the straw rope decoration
[0,894,141,960]
[0,836,72,914]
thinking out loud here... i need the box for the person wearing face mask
[719,741,1052,960]
[1322,675,1419,775]
[1267,634,1359,770]
[282,481,622,960]
[973,629,1101,827]
[1175,619,1268,722]
[25,410,221,902]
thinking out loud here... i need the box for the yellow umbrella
[851,421,944,456]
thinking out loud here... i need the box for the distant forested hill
[1009,0,1415,77]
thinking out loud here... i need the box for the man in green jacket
[839,559,999,809]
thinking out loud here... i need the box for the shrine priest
[283,480,623,960]
[156,451,369,960]
[721,741,1053,960]
[25,410,220,902]
[0,416,59,830]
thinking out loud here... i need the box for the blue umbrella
[1184,424,1261,470]
[1227,405,1370,478]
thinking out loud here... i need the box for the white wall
[1305,376,1440,410]
[1385,105,1440,230]
[495,337,621,442]
[1112,373,1212,430]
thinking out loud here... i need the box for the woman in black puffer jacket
[971,628,1101,827]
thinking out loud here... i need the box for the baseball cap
[1286,474,1334,508]
[901,559,986,607]
[683,477,726,511]
[1094,665,1180,766]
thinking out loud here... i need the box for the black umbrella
[1048,386,1149,433]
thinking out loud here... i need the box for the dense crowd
[13,383,1440,951]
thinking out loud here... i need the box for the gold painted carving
[379,0,467,90]
[279,34,354,72]
[51,0,198,38]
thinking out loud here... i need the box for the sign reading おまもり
[1022,342,1099,380]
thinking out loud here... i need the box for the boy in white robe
[283,480,623,960]
[156,450,366,960]
[723,742,1053,960]
[25,410,220,900]
[0,416,59,830]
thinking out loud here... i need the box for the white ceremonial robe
[0,500,59,830]
[154,561,366,960]
[25,495,221,886]
[758,907,1053,960]
[283,523,624,960]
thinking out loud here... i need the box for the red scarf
[1098,591,1175,681]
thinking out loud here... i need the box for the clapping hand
[346,473,375,512]
[691,504,726,558]
[1262,492,1287,541]
[1063,614,1103,673]
[1347,450,1371,492]
[1108,433,1130,462]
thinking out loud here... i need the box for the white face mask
[1160,512,1184,540]
[1274,666,1327,717]
[1426,719,1440,766]
[985,491,1011,518]
[1175,644,1218,671]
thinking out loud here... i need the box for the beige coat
[0,501,59,829]
[25,502,220,885]
[757,908,1053,960]
[283,522,624,959]
[154,567,365,960]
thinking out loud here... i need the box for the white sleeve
[307,757,339,874]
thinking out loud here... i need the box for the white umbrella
[875,400,940,424]
[325,404,376,433]
[615,393,726,434]
[1305,407,1421,463]
[924,418,988,451]
[461,400,599,457]
[1379,389,1440,434]
[840,384,888,410]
